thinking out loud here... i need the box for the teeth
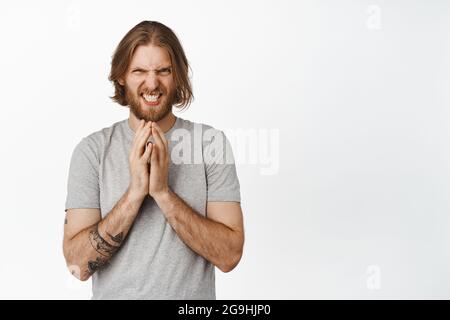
[143,93,160,102]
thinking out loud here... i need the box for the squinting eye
[159,68,171,75]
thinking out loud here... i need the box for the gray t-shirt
[65,117,240,300]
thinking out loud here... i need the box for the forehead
[129,43,172,69]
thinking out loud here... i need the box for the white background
[0,0,449,299]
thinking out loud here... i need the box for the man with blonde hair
[63,21,244,300]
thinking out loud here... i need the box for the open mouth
[141,92,162,106]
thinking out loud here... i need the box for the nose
[143,71,159,91]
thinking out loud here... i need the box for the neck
[128,111,176,133]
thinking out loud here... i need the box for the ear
[118,78,125,86]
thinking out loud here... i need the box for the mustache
[140,88,163,95]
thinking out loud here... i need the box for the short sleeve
[65,137,101,212]
[203,129,241,203]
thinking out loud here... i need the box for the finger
[150,141,158,165]
[136,122,152,156]
[151,127,166,163]
[133,120,146,142]
[131,120,146,156]
[152,125,167,156]
[152,122,169,150]
[136,121,151,143]
[143,142,153,164]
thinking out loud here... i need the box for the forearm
[154,189,243,272]
[64,188,144,280]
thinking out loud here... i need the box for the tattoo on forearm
[86,225,123,275]
[88,225,120,257]
[87,256,109,275]
[64,218,68,225]
[107,231,124,244]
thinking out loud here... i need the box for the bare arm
[155,191,245,273]
[63,120,153,281]
[148,122,244,272]
[63,189,144,281]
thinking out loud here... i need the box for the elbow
[63,252,91,282]
[66,263,91,282]
[218,264,235,273]
[63,242,91,282]
[218,232,244,273]
[67,263,91,282]
[78,274,91,282]
[218,250,243,273]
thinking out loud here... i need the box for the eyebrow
[156,66,172,71]
[130,66,172,72]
